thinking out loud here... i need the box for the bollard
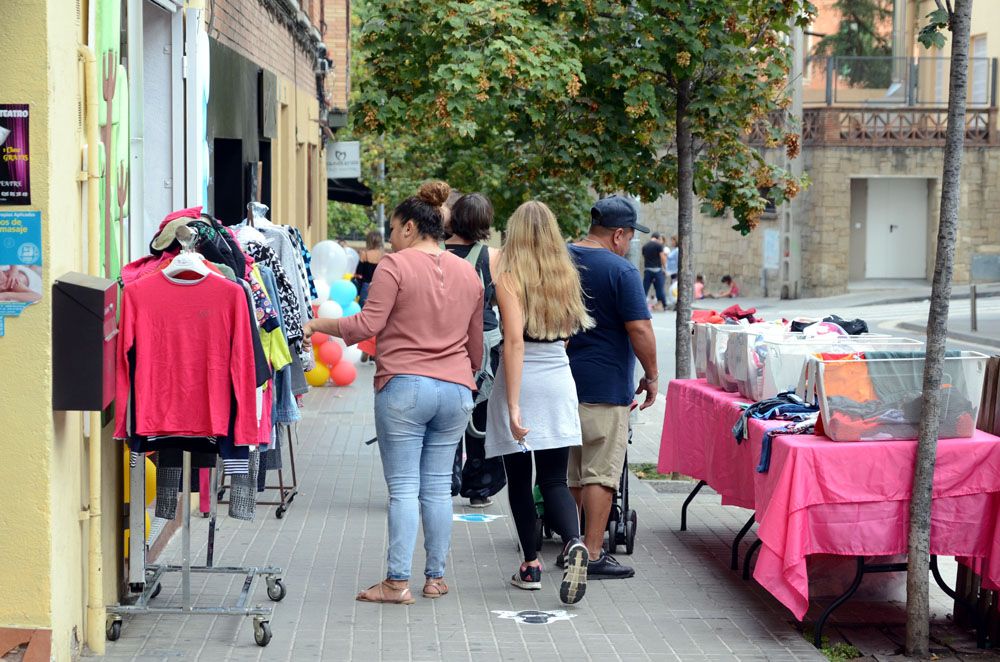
[972,284,978,332]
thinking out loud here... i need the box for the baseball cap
[590,196,650,233]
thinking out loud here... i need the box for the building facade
[640,1,1000,298]
[0,1,343,659]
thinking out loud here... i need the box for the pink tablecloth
[658,379,1000,620]
[748,423,1000,619]
[657,379,756,509]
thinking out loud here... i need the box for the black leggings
[502,447,580,563]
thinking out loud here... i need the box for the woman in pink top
[304,181,484,605]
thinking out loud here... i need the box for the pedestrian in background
[354,229,385,308]
[486,200,592,605]
[665,235,679,306]
[706,274,740,299]
[445,193,507,508]
[304,181,484,605]
[640,232,668,311]
[566,195,659,580]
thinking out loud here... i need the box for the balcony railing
[804,56,998,108]
[800,106,998,146]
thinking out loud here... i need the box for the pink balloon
[318,340,343,368]
[312,332,330,345]
[330,360,357,386]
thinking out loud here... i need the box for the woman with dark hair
[304,181,484,605]
[444,193,506,508]
[354,229,385,308]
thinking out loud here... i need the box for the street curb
[898,321,1000,350]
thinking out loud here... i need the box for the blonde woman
[485,200,593,605]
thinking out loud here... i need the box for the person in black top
[444,193,506,507]
[641,232,668,311]
[354,230,384,307]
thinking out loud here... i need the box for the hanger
[163,225,212,279]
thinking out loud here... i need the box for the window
[971,34,988,105]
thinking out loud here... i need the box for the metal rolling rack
[107,451,286,647]
[216,423,300,518]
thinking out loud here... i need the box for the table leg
[812,557,908,648]
[743,539,763,581]
[931,556,987,648]
[731,515,755,571]
[680,480,706,532]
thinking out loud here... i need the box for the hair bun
[417,180,451,207]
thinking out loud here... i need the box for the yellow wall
[0,2,120,659]
[273,78,325,247]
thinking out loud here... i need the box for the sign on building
[326,141,361,179]
[0,105,31,205]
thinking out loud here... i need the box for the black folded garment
[790,314,869,335]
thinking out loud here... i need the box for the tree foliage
[327,201,374,240]
[813,0,894,88]
[354,0,813,237]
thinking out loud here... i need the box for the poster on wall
[0,211,42,336]
[0,105,30,205]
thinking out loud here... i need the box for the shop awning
[327,178,373,207]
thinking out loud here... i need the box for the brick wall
[210,0,318,92]
[323,0,350,111]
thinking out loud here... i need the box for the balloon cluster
[311,240,361,308]
[305,246,365,388]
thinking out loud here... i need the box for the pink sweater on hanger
[339,249,484,392]
[114,271,259,445]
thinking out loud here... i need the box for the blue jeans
[643,269,667,307]
[375,375,473,580]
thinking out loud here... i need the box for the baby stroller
[535,402,638,555]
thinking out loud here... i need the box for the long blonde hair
[498,201,594,340]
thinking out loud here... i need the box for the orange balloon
[318,340,343,367]
[330,360,357,386]
[312,332,330,345]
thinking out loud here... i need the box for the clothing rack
[107,451,286,647]
[216,423,300,518]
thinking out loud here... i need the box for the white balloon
[341,345,364,364]
[312,278,330,305]
[344,247,360,279]
[318,300,344,320]
[311,240,348,283]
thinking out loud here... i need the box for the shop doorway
[259,140,272,213]
[850,177,929,280]
[213,138,244,224]
[133,0,185,257]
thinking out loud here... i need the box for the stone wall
[640,145,1000,298]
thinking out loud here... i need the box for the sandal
[422,578,449,598]
[356,580,415,605]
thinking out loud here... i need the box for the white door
[865,178,928,279]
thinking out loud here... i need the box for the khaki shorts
[568,403,630,490]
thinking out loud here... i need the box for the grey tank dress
[485,340,583,458]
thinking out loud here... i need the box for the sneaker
[468,497,492,508]
[511,563,542,590]
[587,552,635,580]
[559,539,588,605]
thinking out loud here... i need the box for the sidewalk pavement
[92,364,977,662]
[699,282,1000,316]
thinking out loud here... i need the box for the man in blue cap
[564,195,659,579]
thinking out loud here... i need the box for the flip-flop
[356,580,415,605]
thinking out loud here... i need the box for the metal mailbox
[52,272,117,411]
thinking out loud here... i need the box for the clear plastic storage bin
[692,323,711,380]
[756,336,922,402]
[804,351,988,442]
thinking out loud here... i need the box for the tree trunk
[905,1,972,656]
[674,78,694,379]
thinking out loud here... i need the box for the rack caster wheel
[106,617,122,641]
[150,582,162,600]
[253,618,272,647]
[275,506,286,519]
[266,577,287,602]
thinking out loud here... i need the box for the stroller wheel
[625,510,637,555]
[606,515,619,555]
[534,518,544,551]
